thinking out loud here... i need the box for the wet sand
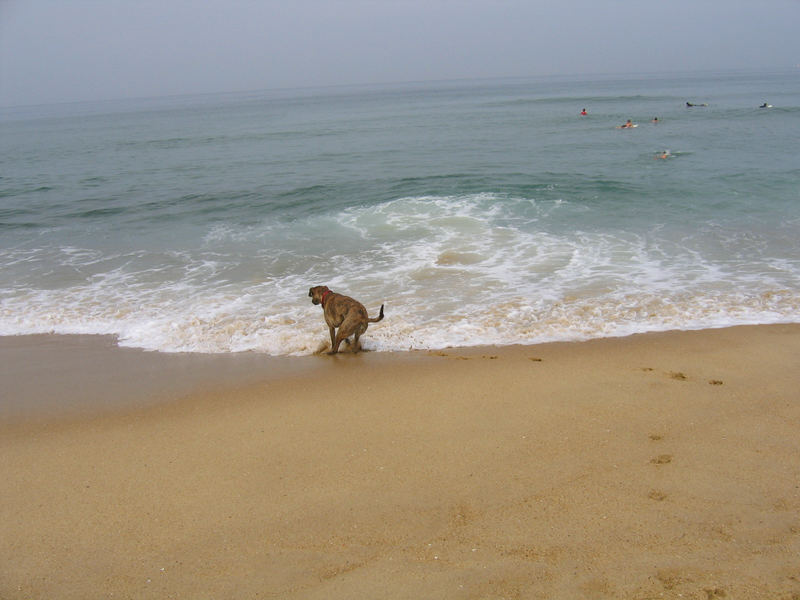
[2,325,799,599]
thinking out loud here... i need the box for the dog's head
[308,285,330,305]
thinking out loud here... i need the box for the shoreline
[2,324,800,598]
[2,323,798,423]
[0,333,323,425]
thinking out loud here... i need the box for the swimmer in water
[580,108,587,116]
[652,117,659,123]
[656,150,671,159]
[618,119,635,129]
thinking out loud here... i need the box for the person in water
[651,117,659,123]
[580,108,587,116]
[656,150,671,159]
[619,119,635,128]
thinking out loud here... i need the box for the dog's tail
[368,304,385,323]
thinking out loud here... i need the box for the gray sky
[2,0,799,107]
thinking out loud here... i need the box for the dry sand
[1,325,799,599]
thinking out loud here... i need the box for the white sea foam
[2,193,799,354]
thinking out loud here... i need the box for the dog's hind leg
[352,323,368,353]
[328,326,338,354]
[331,324,354,354]
[330,332,346,354]
[332,317,362,354]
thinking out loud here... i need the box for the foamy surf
[2,283,796,356]
[2,192,798,355]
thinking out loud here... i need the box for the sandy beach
[2,324,799,599]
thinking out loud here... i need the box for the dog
[308,285,384,354]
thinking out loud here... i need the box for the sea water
[1,70,798,355]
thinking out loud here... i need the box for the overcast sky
[1,0,799,107]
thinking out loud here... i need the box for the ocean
[1,70,798,355]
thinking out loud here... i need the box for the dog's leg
[328,326,337,354]
[330,325,351,354]
[331,325,355,354]
[352,323,367,353]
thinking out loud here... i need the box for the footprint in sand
[428,352,499,361]
[708,379,724,385]
[429,352,470,360]
[648,490,668,501]
[649,434,663,441]
[640,367,690,381]
[650,454,673,465]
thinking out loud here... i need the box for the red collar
[320,290,333,307]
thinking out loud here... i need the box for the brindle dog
[308,286,384,354]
